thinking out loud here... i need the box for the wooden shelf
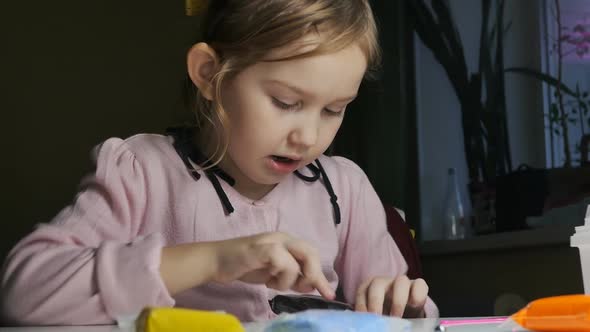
[419,225,577,256]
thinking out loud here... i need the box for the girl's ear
[187,42,220,100]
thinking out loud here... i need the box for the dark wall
[1,1,199,261]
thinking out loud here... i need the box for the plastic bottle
[443,167,467,240]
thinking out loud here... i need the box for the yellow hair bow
[185,0,208,16]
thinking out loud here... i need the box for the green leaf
[550,104,559,120]
[505,67,577,96]
[408,0,470,101]
[504,21,513,35]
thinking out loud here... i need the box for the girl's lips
[267,157,301,174]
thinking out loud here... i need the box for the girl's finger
[293,274,315,293]
[366,277,393,314]
[265,246,301,291]
[354,279,371,312]
[285,240,334,299]
[389,275,411,317]
[405,278,429,318]
[239,268,273,284]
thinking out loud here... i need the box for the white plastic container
[571,205,590,294]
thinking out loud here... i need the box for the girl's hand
[355,275,428,318]
[211,232,335,300]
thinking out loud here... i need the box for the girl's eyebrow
[263,79,357,103]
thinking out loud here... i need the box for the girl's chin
[249,171,290,186]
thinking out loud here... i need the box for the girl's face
[219,42,367,199]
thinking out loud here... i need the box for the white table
[0,319,517,332]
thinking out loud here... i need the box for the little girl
[0,0,438,325]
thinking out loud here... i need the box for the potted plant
[499,0,590,230]
[407,0,511,233]
[506,0,590,168]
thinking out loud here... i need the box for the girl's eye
[272,97,345,116]
[272,97,299,110]
[323,108,344,116]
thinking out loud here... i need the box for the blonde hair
[186,0,381,166]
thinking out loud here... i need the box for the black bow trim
[167,127,340,224]
[167,126,234,214]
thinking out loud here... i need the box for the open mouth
[269,155,302,174]
[271,155,297,163]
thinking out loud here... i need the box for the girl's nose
[288,112,320,148]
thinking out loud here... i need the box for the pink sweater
[0,134,438,325]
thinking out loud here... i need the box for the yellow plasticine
[136,307,246,332]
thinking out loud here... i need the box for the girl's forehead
[263,41,366,74]
[262,33,323,61]
[257,30,371,75]
[239,44,367,101]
